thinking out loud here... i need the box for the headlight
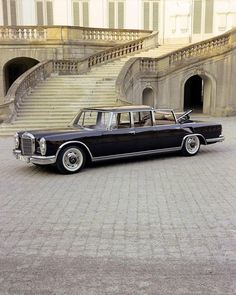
[39,138,47,156]
[14,133,19,149]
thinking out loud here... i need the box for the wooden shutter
[2,0,8,25]
[205,0,213,33]
[193,0,202,34]
[153,2,159,31]
[10,0,17,25]
[109,2,115,28]
[144,2,149,30]
[83,1,89,26]
[36,1,44,25]
[118,2,124,29]
[46,1,53,25]
[73,2,80,25]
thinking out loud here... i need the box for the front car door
[93,111,139,158]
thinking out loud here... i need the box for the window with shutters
[143,0,159,31]
[108,0,124,29]
[2,0,17,25]
[205,0,213,33]
[193,0,214,35]
[35,0,54,25]
[193,0,202,34]
[72,0,89,27]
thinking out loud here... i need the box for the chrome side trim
[206,135,225,143]
[56,141,94,159]
[91,146,181,162]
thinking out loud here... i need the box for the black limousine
[13,105,224,174]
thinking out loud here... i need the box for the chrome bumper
[206,135,225,144]
[13,150,56,165]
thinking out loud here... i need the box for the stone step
[30,89,116,94]
[20,99,116,104]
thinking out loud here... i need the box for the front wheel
[182,135,200,156]
[56,146,86,174]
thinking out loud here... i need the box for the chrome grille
[21,133,35,155]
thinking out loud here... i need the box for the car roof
[82,105,154,112]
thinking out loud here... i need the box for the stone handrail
[3,60,53,121]
[79,31,159,72]
[116,29,235,103]
[0,26,151,43]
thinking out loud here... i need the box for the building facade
[0,0,236,44]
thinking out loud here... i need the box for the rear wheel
[56,146,86,174]
[182,135,200,156]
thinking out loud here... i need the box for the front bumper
[206,135,225,144]
[13,150,56,165]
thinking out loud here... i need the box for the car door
[92,111,139,158]
[133,111,187,151]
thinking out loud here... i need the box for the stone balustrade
[82,28,142,41]
[53,60,79,74]
[3,61,53,121]
[88,40,143,67]
[0,27,46,40]
[0,26,151,43]
[169,34,230,65]
[85,31,158,69]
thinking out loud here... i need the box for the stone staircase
[0,44,183,136]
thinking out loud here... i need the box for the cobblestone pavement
[0,116,236,294]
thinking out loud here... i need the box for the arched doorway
[4,57,39,95]
[184,75,203,112]
[142,87,154,107]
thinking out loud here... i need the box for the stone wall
[116,29,236,116]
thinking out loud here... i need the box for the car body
[13,105,224,174]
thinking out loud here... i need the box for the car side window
[133,111,152,127]
[154,111,176,125]
[111,112,131,129]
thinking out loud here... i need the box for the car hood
[18,126,89,139]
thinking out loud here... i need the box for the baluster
[92,30,96,40]
[27,29,31,39]
[83,30,87,40]
[33,28,37,39]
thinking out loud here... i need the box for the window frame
[72,0,89,27]
[35,0,54,26]
[107,0,125,29]
[142,0,159,31]
[2,0,19,25]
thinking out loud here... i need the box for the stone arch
[142,87,154,107]
[184,75,203,111]
[181,70,216,115]
[3,57,39,95]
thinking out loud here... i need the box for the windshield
[73,110,110,129]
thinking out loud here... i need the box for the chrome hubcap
[186,136,199,154]
[62,148,83,172]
